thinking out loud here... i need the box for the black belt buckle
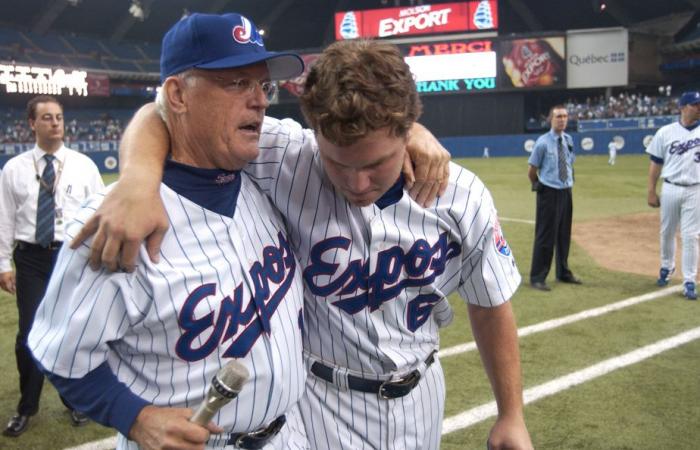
[229,415,286,449]
[377,350,436,399]
[379,370,421,399]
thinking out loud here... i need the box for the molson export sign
[335,0,498,40]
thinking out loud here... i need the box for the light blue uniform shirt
[528,130,576,189]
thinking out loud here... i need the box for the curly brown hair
[300,39,421,146]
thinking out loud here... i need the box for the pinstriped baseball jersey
[646,121,700,285]
[28,176,307,449]
[247,117,520,375]
[646,121,700,185]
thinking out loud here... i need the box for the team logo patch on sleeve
[493,216,511,256]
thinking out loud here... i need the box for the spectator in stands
[563,91,678,122]
[527,105,582,291]
[0,95,104,437]
[0,114,125,145]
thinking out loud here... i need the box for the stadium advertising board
[0,63,88,96]
[497,37,566,89]
[566,28,628,88]
[401,39,497,94]
[86,74,110,97]
[335,1,497,40]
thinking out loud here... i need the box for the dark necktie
[36,154,56,247]
[557,137,568,183]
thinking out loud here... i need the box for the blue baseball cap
[679,91,700,106]
[160,13,304,82]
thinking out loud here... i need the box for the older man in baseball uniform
[647,91,700,300]
[28,13,309,449]
[71,40,532,450]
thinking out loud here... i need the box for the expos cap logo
[232,16,264,46]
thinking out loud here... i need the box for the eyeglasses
[209,76,278,102]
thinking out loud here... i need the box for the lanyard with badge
[33,154,66,226]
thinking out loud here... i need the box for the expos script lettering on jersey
[175,232,295,361]
[668,137,700,162]
[303,231,460,330]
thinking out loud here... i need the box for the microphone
[190,360,249,426]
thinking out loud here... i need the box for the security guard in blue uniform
[527,104,582,291]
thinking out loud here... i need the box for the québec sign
[335,1,498,40]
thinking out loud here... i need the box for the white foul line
[438,284,683,358]
[64,436,116,450]
[499,217,535,225]
[442,325,700,435]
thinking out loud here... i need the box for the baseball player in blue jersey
[73,40,532,450]
[646,91,700,300]
[28,13,310,449]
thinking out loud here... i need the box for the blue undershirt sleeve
[649,155,664,164]
[43,361,149,437]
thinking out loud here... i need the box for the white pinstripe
[245,117,521,449]
[29,176,308,449]
[646,121,700,283]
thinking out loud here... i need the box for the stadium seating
[0,26,160,76]
[0,107,130,147]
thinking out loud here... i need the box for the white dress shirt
[0,144,104,272]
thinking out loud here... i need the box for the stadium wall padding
[0,129,659,171]
[0,145,120,173]
[440,129,657,158]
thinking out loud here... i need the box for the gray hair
[156,70,197,126]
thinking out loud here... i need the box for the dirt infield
[573,212,699,282]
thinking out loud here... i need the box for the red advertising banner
[498,37,566,88]
[335,1,497,40]
[86,73,110,96]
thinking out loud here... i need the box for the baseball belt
[224,414,286,449]
[310,350,436,399]
[664,179,700,187]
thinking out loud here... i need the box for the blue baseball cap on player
[679,91,700,106]
[160,13,304,82]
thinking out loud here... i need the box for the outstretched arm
[469,302,533,450]
[70,103,170,272]
[647,161,662,208]
[404,122,451,207]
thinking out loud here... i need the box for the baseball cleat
[683,282,697,300]
[656,268,673,286]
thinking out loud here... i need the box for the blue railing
[577,115,676,132]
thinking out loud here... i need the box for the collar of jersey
[374,174,405,210]
[162,158,241,217]
[680,120,700,131]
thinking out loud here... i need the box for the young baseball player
[28,13,310,449]
[73,40,532,449]
[646,91,700,300]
